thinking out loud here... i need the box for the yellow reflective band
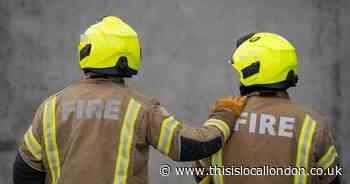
[157,116,179,155]
[43,96,61,184]
[114,98,142,184]
[198,158,211,183]
[294,115,317,184]
[211,149,224,184]
[317,145,337,169]
[199,176,211,184]
[24,126,42,161]
[204,119,230,141]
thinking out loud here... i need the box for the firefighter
[195,32,341,184]
[12,16,247,184]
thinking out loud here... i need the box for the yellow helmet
[78,16,141,77]
[231,32,299,95]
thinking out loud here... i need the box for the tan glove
[212,96,247,116]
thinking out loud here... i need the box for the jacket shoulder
[289,101,329,126]
[126,88,160,108]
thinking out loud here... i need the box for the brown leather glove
[212,96,247,116]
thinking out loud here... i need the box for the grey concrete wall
[1,0,349,183]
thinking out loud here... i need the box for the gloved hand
[212,96,247,116]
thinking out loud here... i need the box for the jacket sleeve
[14,102,46,183]
[314,118,341,184]
[143,99,237,161]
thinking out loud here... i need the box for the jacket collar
[81,76,126,85]
[246,91,290,99]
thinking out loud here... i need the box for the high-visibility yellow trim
[302,119,316,184]
[158,116,173,150]
[198,159,212,184]
[43,96,61,184]
[24,126,42,161]
[211,149,224,184]
[157,116,180,155]
[294,115,317,184]
[204,119,230,141]
[317,145,337,169]
[43,99,53,179]
[164,120,179,154]
[199,176,211,184]
[114,98,142,184]
[323,152,337,170]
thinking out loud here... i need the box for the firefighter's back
[221,93,333,184]
[46,78,150,184]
